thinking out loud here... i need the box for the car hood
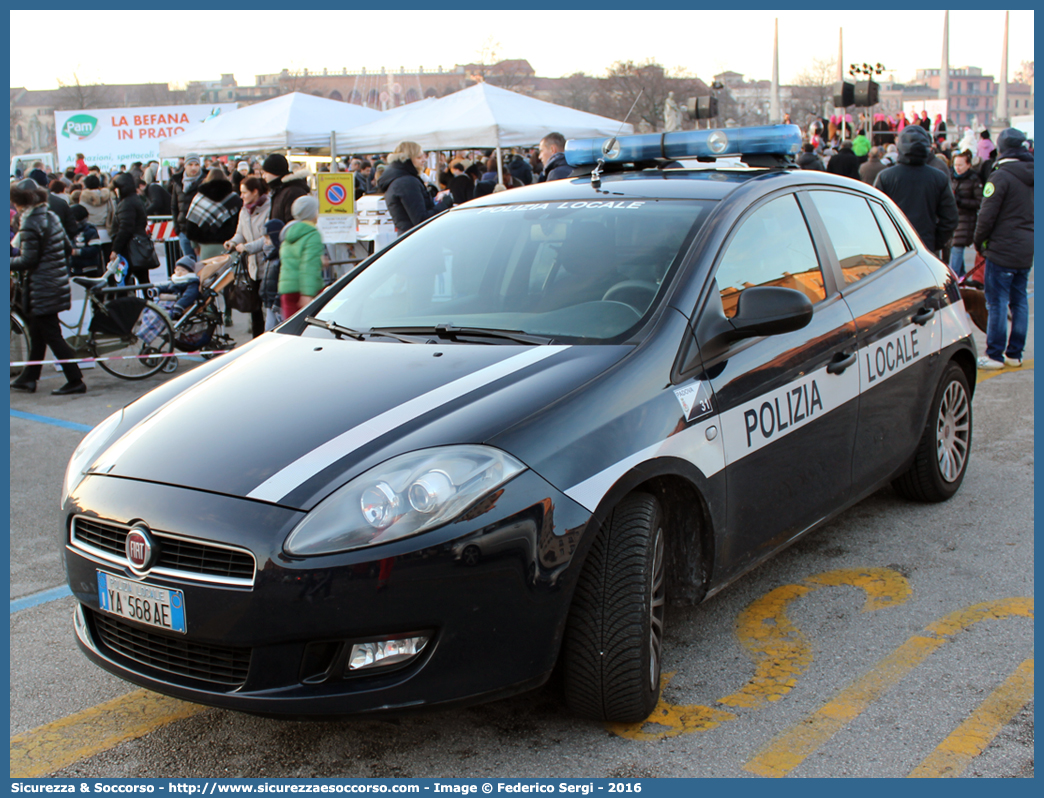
[87,333,628,510]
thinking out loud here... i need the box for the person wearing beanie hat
[874,125,958,256]
[152,255,202,320]
[262,152,311,224]
[291,194,319,221]
[260,219,285,330]
[973,127,1034,370]
[68,204,102,276]
[278,195,324,320]
[170,153,204,261]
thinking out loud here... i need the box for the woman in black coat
[376,141,453,234]
[108,171,149,284]
[10,180,85,395]
[949,150,983,277]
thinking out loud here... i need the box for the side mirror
[687,286,815,371]
[729,286,813,338]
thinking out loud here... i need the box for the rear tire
[563,492,665,722]
[893,361,972,502]
[93,301,174,380]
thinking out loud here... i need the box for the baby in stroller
[154,256,201,320]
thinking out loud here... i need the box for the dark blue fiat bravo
[63,127,976,722]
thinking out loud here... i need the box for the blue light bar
[564,125,803,167]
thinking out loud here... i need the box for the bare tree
[789,57,837,121]
[594,60,706,131]
[1013,60,1034,85]
[277,68,315,96]
[55,74,114,110]
[551,73,597,113]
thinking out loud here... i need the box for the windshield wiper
[373,324,552,345]
[304,316,419,344]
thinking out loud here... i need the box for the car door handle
[827,351,858,375]
[912,307,936,326]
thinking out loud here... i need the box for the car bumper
[64,469,592,716]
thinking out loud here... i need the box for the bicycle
[9,265,176,381]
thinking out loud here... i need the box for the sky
[9,9,1035,91]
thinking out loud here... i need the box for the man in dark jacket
[170,153,204,260]
[826,140,861,180]
[874,125,958,255]
[448,161,474,204]
[262,153,311,224]
[797,143,825,170]
[143,180,171,216]
[537,133,573,182]
[973,127,1034,369]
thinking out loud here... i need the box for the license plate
[97,571,186,633]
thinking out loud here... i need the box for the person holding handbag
[223,176,270,337]
[107,172,151,286]
[9,179,86,395]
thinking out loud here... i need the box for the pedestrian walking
[973,128,1034,369]
[278,195,325,320]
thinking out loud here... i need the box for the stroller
[155,252,239,365]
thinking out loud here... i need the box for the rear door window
[808,191,892,285]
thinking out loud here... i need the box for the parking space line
[11,584,72,614]
[977,358,1033,382]
[10,409,93,433]
[610,568,911,739]
[10,689,206,778]
[743,597,1033,777]
[908,658,1034,778]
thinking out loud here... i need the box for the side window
[869,201,910,260]
[715,194,825,318]
[809,191,891,285]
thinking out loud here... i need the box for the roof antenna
[592,89,643,190]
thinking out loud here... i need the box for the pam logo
[61,114,99,140]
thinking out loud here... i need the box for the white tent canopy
[335,83,633,153]
[158,92,382,157]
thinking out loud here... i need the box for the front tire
[563,492,666,722]
[893,361,972,502]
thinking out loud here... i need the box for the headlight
[284,446,526,556]
[61,409,124,506]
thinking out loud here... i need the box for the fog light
[347,635,430,673]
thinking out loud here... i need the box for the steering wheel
[602,280,659,313]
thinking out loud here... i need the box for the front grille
[72,517,256,584]
[92,610,251,687]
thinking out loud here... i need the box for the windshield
[312,200,713,343]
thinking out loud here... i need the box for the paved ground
[9,291,1034,779]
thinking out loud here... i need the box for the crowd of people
[794,112,1033,372]
[9,133,575,396]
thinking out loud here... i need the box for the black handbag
[128,231,160,271]
[228,254,261,313]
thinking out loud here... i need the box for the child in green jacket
[278,195,324,320]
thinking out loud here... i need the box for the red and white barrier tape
[10,349,231,367]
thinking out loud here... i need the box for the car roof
[455,167,882,208]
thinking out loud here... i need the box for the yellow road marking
[10,689,205,778]
[743,597,1033,777]
[610,568,911,739]
[908,658,1034,777]
[606,673,737,740]
[977,358,1033,382]
[720,568,912,709]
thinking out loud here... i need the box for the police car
[63,126,976,722]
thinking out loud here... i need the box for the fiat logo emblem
[125,526,155,574]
